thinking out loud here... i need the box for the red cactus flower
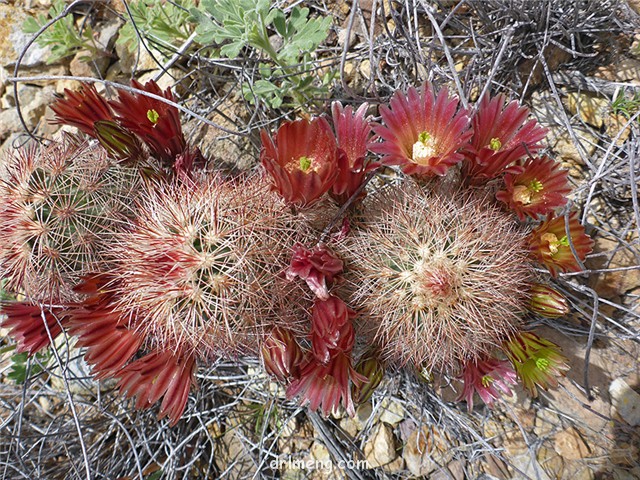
[457,356,517,412]
[504,331,569,396]
[496,156,571,220]
[330,102,377,203]
[109,80,187,164]
[370,83,472,176]
[310,296,356,364]
[93,120,145,165]
[286,351,366,416]
[66,275,143,380]
[50,83,114,136]
[286,243,343,300]
[0,302,67,354]
[528,284,570,318]
[116,349,196,426]
[262,327,304,382]
[464,94,547,183]
[530,211,594,277]
[260,117,339,206]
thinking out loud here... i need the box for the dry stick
[306,412,367,480]
[473,26,515,114]
[421,2,469,110]
[628,125,640,242]
[152,31,198,83]
[7,75,246,137]
[11,0,91,142]
[39,307,92,480]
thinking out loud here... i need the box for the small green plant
[611,90,640,119]
[118,0,197,55]
[190,0,334,109]
[22,0,96,64]
[5,349,51,384]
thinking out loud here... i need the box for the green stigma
[299,156,312,172]
[147,109,160,124]
[535,357,550,372]
[529,179,544,193]
[481,375,494,388]
[489,137,502,151]
[559,235,570,247]
[418,131,431,144]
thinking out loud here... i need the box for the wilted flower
[504,331,569,396]
[50,83,114,136]
[352,349,385,403]
[464,94,547,183]
[496,156,571,220]
[260,117,339,206]
[310,296,356,364]
[330,102,377,203]
[528,284,570,318]
[286,243,343,300]
[115,349,196,426]
[457,356,517,412]
[371,83,471,176]
[529,211,594,277]
[262,327,304,382]
[286,351,366,416]
[0,302,67,354]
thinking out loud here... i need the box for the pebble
[609,378,640,426]
[364,422,397,468]
[554,427,591,460]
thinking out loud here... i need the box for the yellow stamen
[412,131,438,165]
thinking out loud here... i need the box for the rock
[502,429,529,456]
[339,416,358,438]
[49,348,99,396]
[70,50,110,78]
[0,5,52,67]
[534,408,561,437]
[431,459,466,480]
[588,236,640,298]
[364,422,397,468]
[217,430,258,478]
[565,92,610,128]
[554,427,591,460]
[550,128,599,166]
[402,426,453,477]
[376,397,405,426]
[0,65,7,98]
[381,455,405,474]
[115,40,163,74]
[354,401,373,430]
[596,57,640,84]
[537,445,565,479]
[0,109,21,142]
[509,453,553,480]
[609,378,640,426]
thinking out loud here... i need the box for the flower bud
[94,120,143,165]
[262,327,304,382]
[529,284,570,318]
[352,351,385,403]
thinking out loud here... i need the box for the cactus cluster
[0,80,593,424]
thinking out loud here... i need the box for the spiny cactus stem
[316,168,379,245]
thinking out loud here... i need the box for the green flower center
[147,109,160,124]
[489,137,502,151]
[535,357,550,372]
[299,156,312,172]
[529,179,544,193]
[481,375,494,388]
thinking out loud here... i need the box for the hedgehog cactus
[340,183,534,374]
[106,174,312,360]
[0,136,133,303]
